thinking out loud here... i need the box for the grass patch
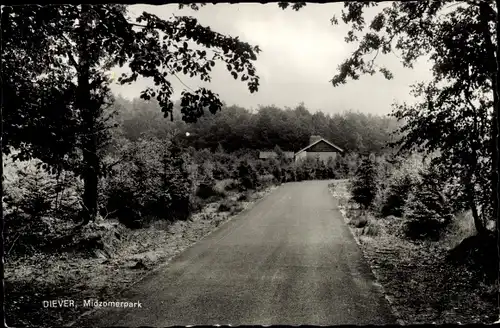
[357,231,498,324]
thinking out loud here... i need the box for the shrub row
[348,153,459,241]
[4,137,363,257]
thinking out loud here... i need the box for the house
[294,135,344,163]
[258,150,295,160]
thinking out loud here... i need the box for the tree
[1,4,261,223]
[403,165,455,241]
[279,1,500,235]
[350,155,378,210]
[393,80,493,235]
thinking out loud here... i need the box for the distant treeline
[114,97,400,155]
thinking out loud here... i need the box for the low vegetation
[329,151,499,324]
[4,145,279,326]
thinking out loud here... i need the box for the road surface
[75,180,396,326]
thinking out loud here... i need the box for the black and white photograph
[2,1,500,326]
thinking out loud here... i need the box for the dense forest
[4,97,396,239]
[115,96,399,154]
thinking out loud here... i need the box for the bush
[254,159,269,176]
[282,166,297,182]
[237,160,259,190]
[237,192,250,201]
[263,158,283,183]
[325,157,337,179]
[344,152,361,178]
[5,213,54,256]
[194,162,225,200]
[258,174,275,189]
[349,155,378,209]
[3,156,82,256]
[309,159,327,179]
[349,214,369,228]
[217,198,244,215]
[402,166,454,241]
[272,165,283,183]
[196,183,216,199]
[3,158,82,220]
[213,161,232,180]
[380,174,415,217]
[7,169,54,219]
[224,180,240,191]
[218,201,232,212]
[104,138,194,227]
[361,221,380,236]
[333,155,349,179]
[274,154,356,182]
[190,197,205,213]
[218,199,240,212]
[376,154,423,217]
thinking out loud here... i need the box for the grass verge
[328,180,498,325]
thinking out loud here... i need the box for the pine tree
[403,166,454,240]
[381,174,414,217]
[350,155,378,209]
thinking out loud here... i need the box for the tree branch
[59,33,79,69]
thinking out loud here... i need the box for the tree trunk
[479,1,499,235]
[466,182,487,235]
[82,138,99,224]
[0,70,5,316]
[78,5,99,224]
[495,0,500,241]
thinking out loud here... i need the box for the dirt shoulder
[328,180,498,325]
[5,185,278,327]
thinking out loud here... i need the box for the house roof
[294,138,344,155]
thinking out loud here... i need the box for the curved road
[76,180,396,326]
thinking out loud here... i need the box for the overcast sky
[110,3,433,116]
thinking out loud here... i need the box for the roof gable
[295,138,344,155]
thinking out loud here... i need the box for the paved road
[76,181,396,326]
